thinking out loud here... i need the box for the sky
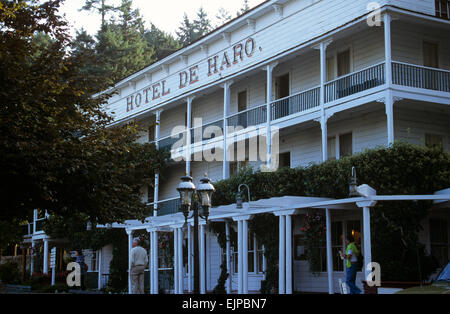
[58,0,267,38]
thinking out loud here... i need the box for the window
[275,73,290,100]
[425,133,443,149]
[328,137,337,160]
[435,1,450,19]
[248,231,255,273]
[230,232,264,274]
[339,133,353,158]
[423,42,439,68]
[430,218,449,267]
[90,251,98,272]
[149,124,156,142]
[337,50,351,77]
[238,90,248,128]
[326,56,336,81]
[278,151,291,169]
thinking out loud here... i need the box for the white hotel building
[24,0,450,294]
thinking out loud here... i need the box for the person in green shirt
[340,235,362,294]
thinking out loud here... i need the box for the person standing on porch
[341,236,362,294]
[130,237,148,294]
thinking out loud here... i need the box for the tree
[144,23,182,61]
[215,7,232,27]
[176,8,213,47]
[0,0,168,250]
[80,0,116,30]
[193,7,212,38]
[237,0,251,16]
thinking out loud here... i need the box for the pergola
[99,187,450,294]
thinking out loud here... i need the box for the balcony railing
[191,118,224,143]
[325,62,385,102]
[150,197,181,216]
[227,104,267,130]
[34,218,46,233]
[159,131,186,151]
[271,86,320,121]
[392,61,450,93]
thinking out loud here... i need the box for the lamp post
[177,174,215,294]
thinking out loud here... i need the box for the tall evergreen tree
[144,23,182,61]
[215,7,232,27]
[176,13,197,47]
[237,0,251,16]
[80,0,116,29]
[193,7,212,37]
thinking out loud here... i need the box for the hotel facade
[23,0,450,294]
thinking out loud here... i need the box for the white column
[154,110,162,217]
[319,41,330,162]
[325,208,334,294]
[98,248,102,290]
[384,13,392,87]
[285,215,292,294]
[187,224,193,292]
[363,206,372,282]
[385,92,394,145]
[153,230,159,294]
[30,240,35,275]
[43,239,49,274]
[225,222,232,294]
[178,227,184,294]
[222,82,232,179]
[264,63,277,169]
[278,215,286,294]
[186,97,193,175]
[33,210,37,234]
[200,224,206,294]
[262,245,267,281]
[238,220,243,294]
[174,229,179,294]
[127,231,133,294]
[243,219,249,294]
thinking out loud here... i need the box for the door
[274,73,290,119]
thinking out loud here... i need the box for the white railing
[148,197,181,216]
[270,86,320,121]
[227,104,267,130]
[392,61,450,93]
[325,62,385,102]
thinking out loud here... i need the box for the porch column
[222,82,233,179]
[200,223,206,294]
[238,220,243,294]
[225,221,232,294]
[147,229,153,294]
[385,92,394,145]
[154,109,162,217]
[178,227,184,294]
[264,62,278,169]
[384,13,392,87]
[98,248,102,290]
[43,239,49,274]
[173,228,179,293]
[154,230,159,294]
[126,229,133,294]
[262,245,267,281]
[286,214,293,294]
[186,97,193,176]
[187,223,193,293]
[357,199,377,289]
[317,40,332,162]
[243,219,249,294]
[30,240,35,275]
[278,215,286,294]
[325,208,334,294]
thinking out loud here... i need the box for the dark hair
[76,249,83,255]
[347,234,355,242]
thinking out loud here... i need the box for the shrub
[0,262,21,284]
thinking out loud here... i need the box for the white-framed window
[230,231,264,274]
[328,132,353,160]
[429,218,449,267]
[435,0,450,19]
[326,47,353,82]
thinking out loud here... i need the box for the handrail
[392,60,450,74]
[227,103,266,118]
[269,85,321,106]
[325,61,386,85]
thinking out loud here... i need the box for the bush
[0,262,21,284]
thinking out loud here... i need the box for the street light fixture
[177,173,215,294]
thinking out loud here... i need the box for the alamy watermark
[367,2,382,27]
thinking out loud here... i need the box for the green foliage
[176,7,213,47]
[212,143,450,288]
[0,262,21,284]
[212,258,229,294]
[106,229,129,293]
[144,23,182,60]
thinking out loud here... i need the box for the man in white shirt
[130,237,148,294]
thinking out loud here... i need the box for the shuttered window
[238,90,247,112]
[339,133,353,158]
[337,50,351,77]
[423,42,439,68]
[328,137,336,160]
